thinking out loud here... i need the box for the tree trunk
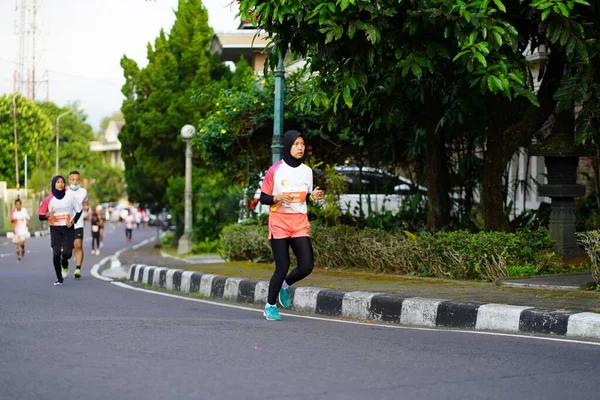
[426,126,451,230]
[481,48,566,231]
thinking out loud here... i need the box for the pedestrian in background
[10,198,30,262]
[38,175,83,286]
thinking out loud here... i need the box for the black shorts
[74,228,84,240]
[50,226,75,252]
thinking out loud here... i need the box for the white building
[89,120,125,170]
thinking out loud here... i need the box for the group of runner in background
[10,172,151,285]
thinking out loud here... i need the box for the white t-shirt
[125,215,135,229]
[69,187,88,229]
[261,160,313,214]
[11,208,30,235]
[38,191,83,227]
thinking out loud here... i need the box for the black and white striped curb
[127,264,600,341]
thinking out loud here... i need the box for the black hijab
[283,130,303,168]
[51,175,66,200]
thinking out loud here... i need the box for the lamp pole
[271,55,285,164]
[55,110,74,175]
[177,124,196,255]
[13,93,21,190]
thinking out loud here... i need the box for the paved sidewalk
[115,247,600,341]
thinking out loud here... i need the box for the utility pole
[271,56,285,164]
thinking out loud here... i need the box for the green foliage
[162,232,174,245]
[221,223,560,281]
[309,164,348,225]
[120,0,221,208]
[577,231,600,284]
[0,94,53,188]
[87,165,126,204]
[506,265,539,277]
[165,168,243,242]
[193,61,327,183]
[191,238,220,254]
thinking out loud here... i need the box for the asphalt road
[1,223,599,400]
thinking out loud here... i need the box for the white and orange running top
[261,160,313,214]
[261,160,313,239]
[10,208,30,235]
[37,191,82,227]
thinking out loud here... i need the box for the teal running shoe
[278,287,292,309]
[263,305,282,321]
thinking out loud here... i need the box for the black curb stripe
[238,280,259,303]
[173,270,183,291]
[369,294,405,323]
[436,301,483,329]
[519,309,575,335]
[136,266,145,283]
[190,272,203,293]
[129,265,136,281]
[147,267,155,285]
[159,269,167,288]
[211,276,228,298]
[316,290,345,316]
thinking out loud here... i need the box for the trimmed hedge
[220,224,559,282]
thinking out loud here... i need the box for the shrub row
[220,224,560,281]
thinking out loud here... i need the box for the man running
[89,206,102,255]
[67,171,88,279]
[10,199,30,262]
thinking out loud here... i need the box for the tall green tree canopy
[0,94,53,188]
[120,0,221,209]
[239,0,600,231]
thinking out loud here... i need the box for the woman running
[38,175,83,286]
[259,130,324,320]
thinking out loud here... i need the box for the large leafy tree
[120,0,222,209]
[239,0,600,231]
[0,94,53,188]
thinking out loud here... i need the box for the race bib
[282,191,306,204]
[91,225,99,232]
[50,213,71,226]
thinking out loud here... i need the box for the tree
[120,0,222,209]
[238,0,600,231]
[0,94,53,188]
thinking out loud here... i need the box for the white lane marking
[110,281,600,347]
[90,234,164,282]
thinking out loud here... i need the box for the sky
[0,0,240,131]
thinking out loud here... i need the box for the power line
[0,58,122,87]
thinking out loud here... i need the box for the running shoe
[62,267,68,278]
[54,280,63,286]
[263,305,282,321]
[278,287,292,309]
[17,257,21,262]
[74,268,81,279]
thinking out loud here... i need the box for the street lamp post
[271,55,285,163]
[13,93,21,191]
[55,110,73,175]
[177,124,196,255]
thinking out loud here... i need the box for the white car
[240,166,427,220]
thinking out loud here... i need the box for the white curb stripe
[400,297,444,327]
[254,281,269,304]
[153,267,167,287]
[224,278,243,301]
[567,312,600,340]
[293,287,321,313]
[200,274,216,297]
[475,304,532,332]
[142,266,151,284]
[342,291,378,320]
[166,269,177,290]
[180,271,195,293]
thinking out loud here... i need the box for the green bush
[506,265,539,277]
[577,231,600,284]
[191,238,221,255]
[220,224,559,281]
[161,232,174,245]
